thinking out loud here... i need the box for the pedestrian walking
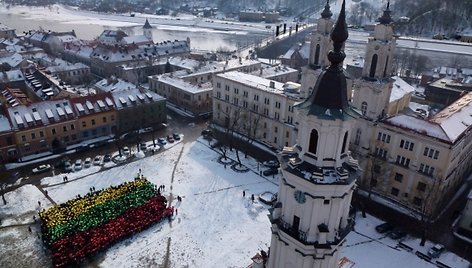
[176,208,178,215]
[44,190,48,196]
[28,226,32,233]
[243,190,246,197]
[33,215,36,223]
[259,170,262,176]
[251,194,255,203]
[38,200,41,207]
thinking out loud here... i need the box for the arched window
[341,131,348,154]
[383,56,389,78]
[309,129,319,154]
[314,44,321,65]
[355,129,362,145]
[369,54,378,78]
[361,101,368,116]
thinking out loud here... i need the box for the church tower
[309,0,334,68]
[352,1,395,121]
[300,0,335,99]
[143,19,153,41]
[267,1,358,267]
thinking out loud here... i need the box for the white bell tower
[352,1,396,120]
[267,2,358,267]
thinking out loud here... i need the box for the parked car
[84,157,92,168]
[167,135,175,143]
[375,222,394,234]
[74,159,83,171]
[32,164,51,174]
[93,156,102,166]
[103,154,112,163]
[428,244,445,258]
[263,160,280,168]
[263,168,278,176]
[64,161,73,172]
[173,133,181,141]
[158,138,167,145]
[122,146,130,156]
[139,143,147,152]
[201,129,213,136]
[388,229,407,240]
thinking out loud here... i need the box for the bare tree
[239,108,262,158]
[416,174,442,246]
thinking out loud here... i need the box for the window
[216,82,221,89]
[275,101,281,109]
[370,54,378,78]
[254,95,259,101]
[400,139,414,151]
[323,199,330,205]
[70,124,75,130]
[286,131,289,138]
[243,101,248,108]
[274,112,280,120]
[225,85,229,91]
[396,155,410,167]
[52,128,56,135]
[419,164,435,176]
[377,132,391,143]
[216,91,221,98]
[103,116,107,123]
[391,187,399,196]
[233,97,239,105]
[394,173,403,182]
[370,179,378,187]
[82,121,86,127]
[341,131,348,153]
[39,131,44,138]
[243,91,248,97]
[355,129,361,145]
[263,108,269,116]
[361,101,367,115]
[234,88,239,94]
[374,147,387,159]
[274,137,277,143]
[264,98,270,105]
[274,127,278,133]
[21,135,26,142]
[417,182,427,192]
[309,129,318,154]
[424,147,439,159]
[63,126,67,132]
[225,94,229,101]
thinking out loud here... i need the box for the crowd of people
[38,178,173,268]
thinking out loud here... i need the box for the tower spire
[328,0,348,69]
[378,1,392,25]
[321,0,332,19]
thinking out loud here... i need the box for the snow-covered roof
[157,75,212,94]
[110,88,164,110]
[69,92,116,115]
[90,40,189,63]
[178,58,260,78]
[384,92,472,143]
[0,70,25,83]
[389,76,415,102]
[0,114,12,133]
[281,42,310,60]
[55,35,79,43]
[95,78,137,92]
[216,71,286,94]
[122,35,151,45]
[7,99,76,130]
[252,64,298,78]
[0,53,24,68]
[1,37,20,46]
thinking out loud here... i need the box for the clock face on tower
[294,190,306,204]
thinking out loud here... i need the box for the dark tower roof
[321,0,333,19]
[143,19,152,29]
[298,0,353,119]
[378,1,393,25]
